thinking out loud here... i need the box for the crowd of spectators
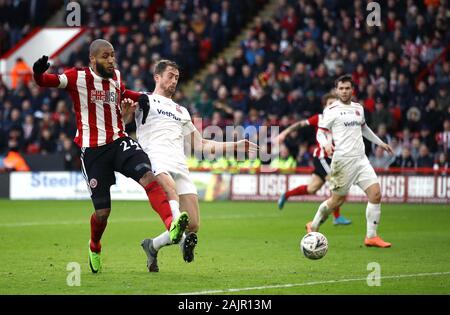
[0,0,266,171]
[0,0,63,56]
[181,0,450,171]
[0,0,449,172]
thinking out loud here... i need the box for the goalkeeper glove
[33,55,50,74]
[138,94,150,124]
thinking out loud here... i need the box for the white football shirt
[135,93,195,168]
[318,100,366,159]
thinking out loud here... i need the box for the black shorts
[312,157,332,182]
[80,137,152,210]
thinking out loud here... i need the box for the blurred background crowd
[0,0,449,172]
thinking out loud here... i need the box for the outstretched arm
[362,123,394,154]
[122,89,141,102]
[190,127,258,156]
[276,119,308,143]
[33,55,61,87]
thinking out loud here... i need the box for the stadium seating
[0,0,449,172]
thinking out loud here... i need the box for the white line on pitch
[173,271,450,295]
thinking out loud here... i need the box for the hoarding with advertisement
[230,173,450,203]
[8,170,450,203]
[9,172,230,201]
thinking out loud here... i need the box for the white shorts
[329,156,379,196]
[151,159,198,196]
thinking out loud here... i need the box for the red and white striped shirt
[306,114,330,159]
[55,67,129,147]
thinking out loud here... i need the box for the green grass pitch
[0,200,449,295]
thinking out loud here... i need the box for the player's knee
[92,196,111,214]
[188,220,199,233]
[139,170,155,186]
[369,190,382,204]
[329,196,344,210]
[157,178,177,199]
[307,184,319,194]
[327,201,338,211]
[95,208,110,222]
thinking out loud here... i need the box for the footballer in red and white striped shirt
[34,46,140,148]
[32,39,189,274]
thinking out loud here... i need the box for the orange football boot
[364,236,391,248]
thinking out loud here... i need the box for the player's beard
[339,94,351,104]
[164,84,176,98]
[96,62,114,78]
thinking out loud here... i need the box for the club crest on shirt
[355,110,360,116]
[176,104,182,113]
[89,178,98,189]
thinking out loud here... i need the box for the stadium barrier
[230,173,450,203]
[5,168,450,203]
[8,171,231,201]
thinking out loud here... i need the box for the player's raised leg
[117,142,189,244]
[155,172,189,243]
[141,180,198,271]
[308,193,345,233]
[278,174,324,210]
[363,183,391,248]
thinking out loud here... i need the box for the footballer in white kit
[306,74,394,248]
[319,100,379,195]
[276,92,352,226]
[135,93,197,196]
[134,60,258,272]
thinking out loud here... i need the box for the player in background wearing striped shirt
[32,39,189,273]
[276,92,352,225]
[307,74,393,248]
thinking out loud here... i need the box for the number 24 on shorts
[120,139,142,151]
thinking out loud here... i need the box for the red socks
[285,185,308,199]
[285,184,342,219]
[333,207,341,218]
[145,181,173,230]
[90,214,107,253]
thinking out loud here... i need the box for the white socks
[311,200,333,231]
[311,200,382,238]
[153,200,184,251]
[169,200,181,219]
[153,231,171,251]
[366,202,381,238]
[179,232,186,249]
[152,231,188,251]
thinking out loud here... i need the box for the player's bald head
[89,39,114,57]
[89,39,115,78]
